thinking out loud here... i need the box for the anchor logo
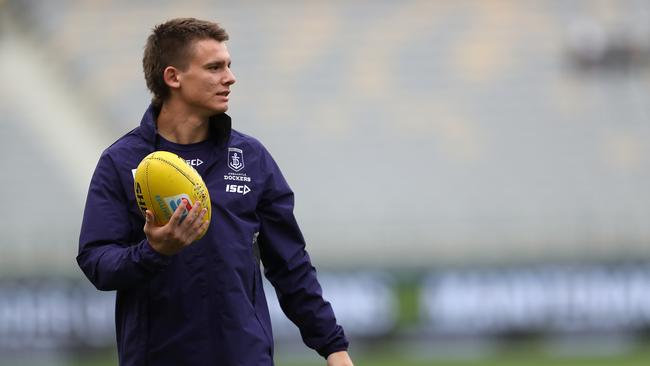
[228,147,245,172]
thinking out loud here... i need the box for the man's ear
[163,66,181,90]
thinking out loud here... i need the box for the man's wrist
[326,350,353,366]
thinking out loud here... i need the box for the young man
[78,18,353,366]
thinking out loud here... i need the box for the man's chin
[213,104,229,114]
[205,105,228,116]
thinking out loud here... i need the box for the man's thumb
[144,210,154,227]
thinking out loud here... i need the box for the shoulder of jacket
[230,129,267,154]
[98,127,151,170]
[103,127,146,155]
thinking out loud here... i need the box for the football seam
[144,161,156,222]
[150,156,197,186]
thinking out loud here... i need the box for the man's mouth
[216,91,230,97]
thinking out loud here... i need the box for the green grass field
[10,352,650,366]
[46,344,650,366]
[278,347,650,366]
[9,339,650,366]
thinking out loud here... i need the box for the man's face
[177,39,236,115]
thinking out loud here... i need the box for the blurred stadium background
[1,0,650,365]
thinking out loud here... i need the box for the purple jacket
[77,105,348,365]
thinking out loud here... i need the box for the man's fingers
[146,199,207,251]
[186,210,209,243]
[192,208,208,230]
[185,201,202,225]
[198,214,209,233]
[167,199,189,226]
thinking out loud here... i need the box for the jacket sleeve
[77,152,171,291]
[257,148,349,358]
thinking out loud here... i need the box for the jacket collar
[139,104,232,147]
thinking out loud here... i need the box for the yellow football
[134,151,211,238]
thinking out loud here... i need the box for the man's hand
[144,199,208,256]
[327,351,354,366]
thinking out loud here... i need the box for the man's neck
[156,101,211,144]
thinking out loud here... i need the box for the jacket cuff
[317,339,349,359]
[139,239,172,270]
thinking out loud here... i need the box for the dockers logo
[228,147,245,172]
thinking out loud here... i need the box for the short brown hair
[143,18,229,107]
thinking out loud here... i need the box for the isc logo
[226,184,251,195]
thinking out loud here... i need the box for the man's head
[143,18,235,114]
